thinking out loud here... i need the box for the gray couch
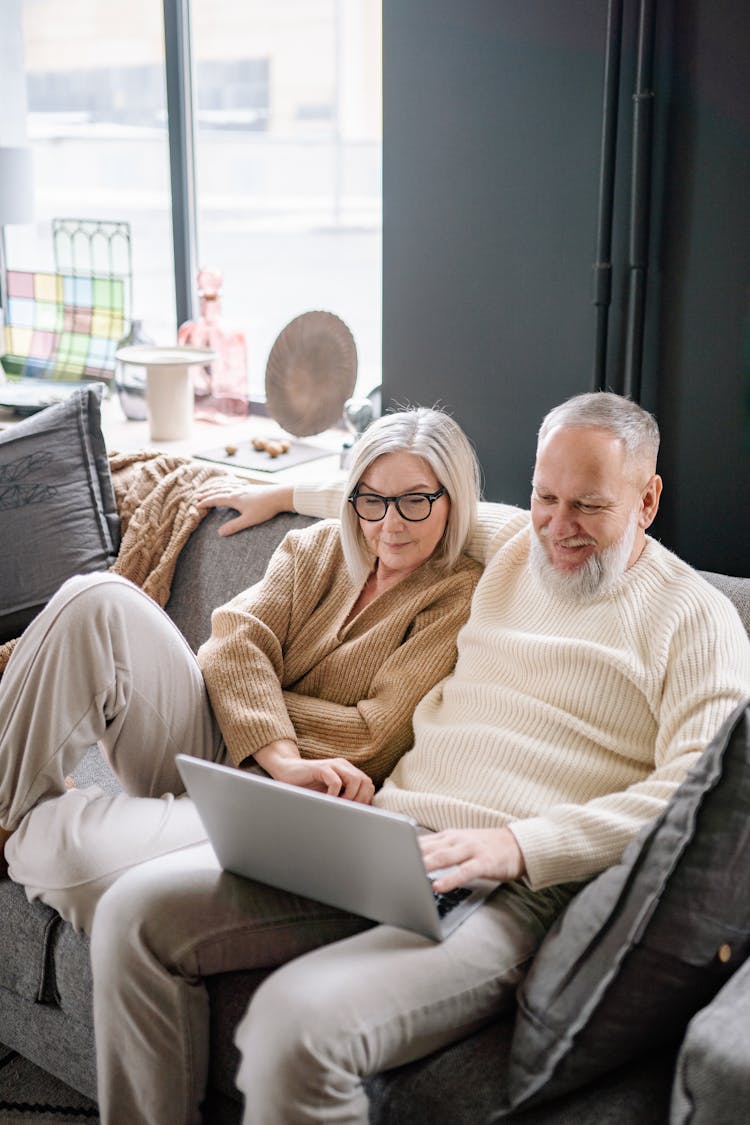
[1,507,748,1123]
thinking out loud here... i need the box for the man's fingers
[420,833,468,867]
[420,831,489,889]
[420,827,525,887]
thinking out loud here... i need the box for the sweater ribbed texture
[197,521,481,786]
[295,486,750,889]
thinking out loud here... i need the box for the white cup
[145,362,194,441]
[116,345,216,442]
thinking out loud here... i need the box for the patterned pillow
[0,385,119,643]
[502,700,750,1114]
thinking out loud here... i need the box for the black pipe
[592,0,624,392]
[623,0,658,403]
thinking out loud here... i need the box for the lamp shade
[0,146,34,226]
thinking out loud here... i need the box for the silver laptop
[176,754,498,941]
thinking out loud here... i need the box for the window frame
[163,0,198,328]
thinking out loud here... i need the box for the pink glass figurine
[178,266,249,421]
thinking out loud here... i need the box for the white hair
[537,392,660,471]
[529,508,639,603]
[340,407,481,586]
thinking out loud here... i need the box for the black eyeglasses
[348,487,447,522]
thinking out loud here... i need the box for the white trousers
[0,572,225,932]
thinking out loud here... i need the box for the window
[191,0,382,399]
[10,0,382,405]
[13,0,175,338]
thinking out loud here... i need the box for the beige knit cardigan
[198,521,482,786]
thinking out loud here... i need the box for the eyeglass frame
[347,486,448,522]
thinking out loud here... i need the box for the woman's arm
[198,524,376,801]
[197,529,300,759]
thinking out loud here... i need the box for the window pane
[13,0,175,342]
[191,0,382,401]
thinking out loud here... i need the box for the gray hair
[340,407,481,586]
[537,391,660,469]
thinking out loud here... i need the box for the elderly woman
[195,406,482,798]
[0,408,481,942]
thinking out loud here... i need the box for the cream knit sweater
[197,521,481,787]
[295,487,750,889]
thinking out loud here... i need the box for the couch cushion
[50,921,96,1020]
[670,952,750,1124]
[503,699,750,1113]
[367,1021,677,1125]
[699,570,750,638]
[166,508,316,651]
[0,880,60,1002]
[0,385,119,643]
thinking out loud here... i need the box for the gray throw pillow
[0,384,120,643]
[499,699,750,1116]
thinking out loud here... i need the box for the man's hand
[248,739,374,804]
[419,827,526,893]
[196,484,294,537]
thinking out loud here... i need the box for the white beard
[529,510,639,604]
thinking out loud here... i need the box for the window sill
[99,393,348,485]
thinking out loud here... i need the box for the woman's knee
[55,573,149,617]
[54,571,130,605]
[40,574,143,642]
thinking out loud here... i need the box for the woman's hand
[249,739,374,804]
[270,756,375,804]
[196,484,295,537]
[419,827,526,893]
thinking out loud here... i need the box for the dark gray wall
[382,0,750,575]
[651,2,750,573]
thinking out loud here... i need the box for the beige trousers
[89,842,574,1125]
[0,572,225,932]
[1,572,577,1124]
[90,841,372,1125]
[233,880,576,1124]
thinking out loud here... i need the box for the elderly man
[92,392,749,1125]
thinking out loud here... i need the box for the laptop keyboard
[433,886,472,917]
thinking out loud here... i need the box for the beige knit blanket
[0,451,240,677]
